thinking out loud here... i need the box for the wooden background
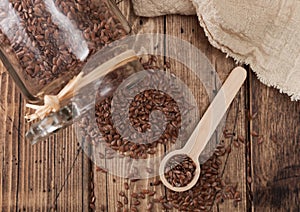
[0,1,299,211]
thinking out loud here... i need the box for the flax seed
[0,0,129,93]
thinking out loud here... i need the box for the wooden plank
[15,121,56,210]
[91,1,167,211]
[53,127,90,211]
[216,75,248,212]
[0,56,89,211]
[0,61,21,211]
[6,2,300,211]
[250,71,300,211]
[165,15,247,211]
[165,15,211,212]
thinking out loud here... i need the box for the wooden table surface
[0,1,299,211]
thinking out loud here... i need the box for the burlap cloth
[132,0,300,101]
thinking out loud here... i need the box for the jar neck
[26,102,75,144]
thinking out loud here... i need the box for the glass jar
[26,46,146,143]
[0,0,131,102]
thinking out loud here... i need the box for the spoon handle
[184,67,247,159]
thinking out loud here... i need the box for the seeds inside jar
[164,154,196,187]
[0,0,129,95]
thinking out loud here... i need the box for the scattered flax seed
[131,193,138,198]
[152,179,161,186]
[226,146,232,154]
[147,149,156,155]
[258,136,264,144]
[130,178,140,183]
[148,191,156,196]
[96,166,108,173]
[248,111,258,120]
[117,201,123,208]
[89,203,95,210]
[165,61,171,69]
[141,189,150,195]
[138,193,145,199]
[119,191,125,197]
[251,130,259,137]
[234,191,241,199]
[146,167,153,174]
[124,182,129,190]
[133,199,140,206]
[233,140,241,148]
[130,206,138,212]
[146,202,153,210]
[247,176,253,184]
[163,202,173,209]
[238,135,246,143]
[124,196,128,205]
[271,138,277,143]
[152,198,160,203]
[223,130,235,138]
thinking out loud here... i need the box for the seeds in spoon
[164,154,196,187]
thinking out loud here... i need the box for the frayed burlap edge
[191,0,300,101]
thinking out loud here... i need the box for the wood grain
[250,72,300,212]
[0,61,21,211]
[216,75,248,212]
[165,15,247,212]
[0,1,299,211]
[90,1,167,211]
[0,50,89,211]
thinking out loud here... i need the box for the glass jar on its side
[26,47,145,143]
[0,0,131,102]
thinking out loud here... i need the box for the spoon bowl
[159,150,201,192]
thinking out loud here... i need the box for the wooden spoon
[159,67,247,192]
